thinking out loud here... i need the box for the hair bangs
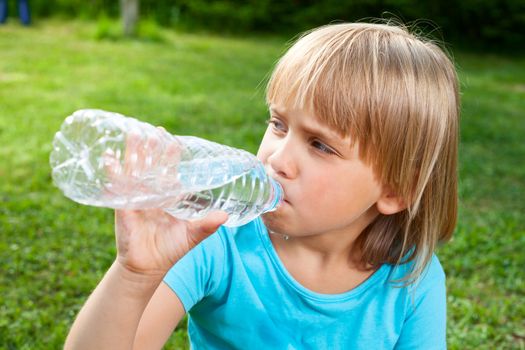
[265,31,373,149]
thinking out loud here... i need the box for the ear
[376,187,407,216]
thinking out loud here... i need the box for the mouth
[266,170,289,205]
[272,182,289,208]
[279,193,291,207]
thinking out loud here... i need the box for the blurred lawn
[0,20,524,349]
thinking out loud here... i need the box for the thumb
[187,211,229,244]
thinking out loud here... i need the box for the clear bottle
[49,109,282,226]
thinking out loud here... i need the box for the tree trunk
[121,0,139,37]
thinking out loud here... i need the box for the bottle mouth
[263,178,283,213]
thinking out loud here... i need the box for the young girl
[65,22,459,349]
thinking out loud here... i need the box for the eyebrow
[270,107,345,145]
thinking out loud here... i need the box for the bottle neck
[262,178,283,213]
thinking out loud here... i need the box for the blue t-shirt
[164,218,446,349]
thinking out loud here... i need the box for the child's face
[257,104,385,239]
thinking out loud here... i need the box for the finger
[187,210,229,244]
[103,149,122,178]
[103,149,127,198]
[153,137,182,195]
[124,132,142,177]
[141,136,159,172]
[164,140,182,165]
[103,132,141,197]
[155,127,181,166]
[205,210,229,228]
[131,135,149,178]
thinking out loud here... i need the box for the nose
[267,138,299,180]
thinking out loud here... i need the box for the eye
[267,118,287,134]
[311,140,337,155]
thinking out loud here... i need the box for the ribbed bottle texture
[49,109,282,226]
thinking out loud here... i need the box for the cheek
[256,131,272,162]
[299,168,381,213]
[256,148,266,163]
[299,174,337,205]
[293,176,352,228]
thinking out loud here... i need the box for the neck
[268,226,378,294]
[269,225,370,271]
[264,206,380,272]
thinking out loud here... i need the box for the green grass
[439,52,525,349]
[0,20,524,349]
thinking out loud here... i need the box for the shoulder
[392,255,447,348]
[389,254,446,287]
[410,255,446,311]
[385,254,447,315]
[163,218,266,311]
[425,254,445,278]
[162,219,262,311]
[415,254,446,290]
[386,254,447,319]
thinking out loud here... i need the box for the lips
[278,188,290,206]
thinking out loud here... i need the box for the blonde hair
[266,22,460,284]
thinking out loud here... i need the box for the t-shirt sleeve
[395,255,447,350]
[163,227,227,312]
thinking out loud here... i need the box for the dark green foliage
[24,0,525,50]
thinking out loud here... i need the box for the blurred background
[1,0,524,349]
[18,0,525,50]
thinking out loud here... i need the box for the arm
[64,261,164,350]
[64,209,227,350]
[133,282,186,350]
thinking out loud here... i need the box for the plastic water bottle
[49,109,282,227]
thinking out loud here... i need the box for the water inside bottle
[164,163,280,226]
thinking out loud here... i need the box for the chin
[262,211,283,230]
[261,210,295,236]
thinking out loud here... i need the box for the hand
[107,126,228,276]
[114,209,228,277]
